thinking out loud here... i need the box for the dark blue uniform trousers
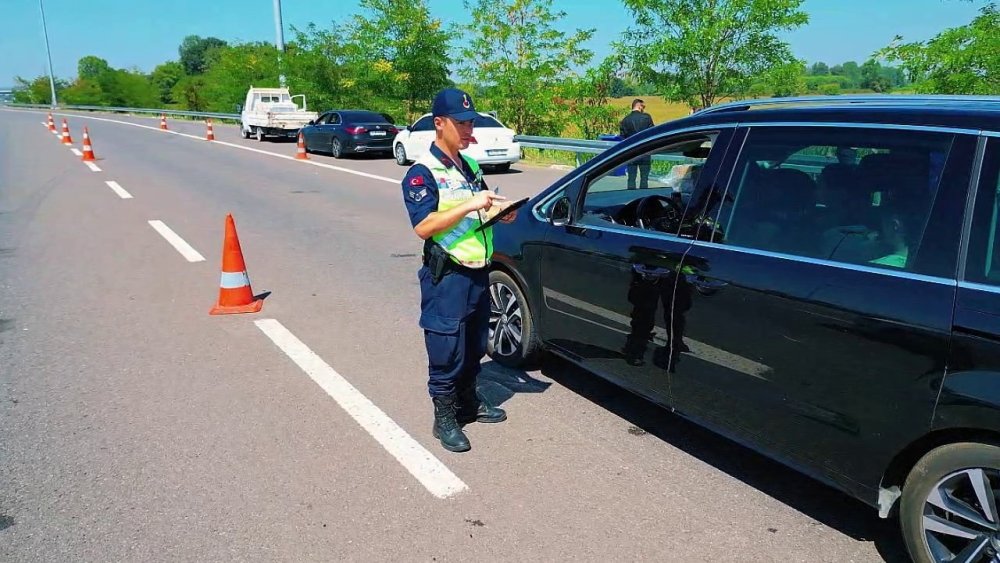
[418,264,490,397]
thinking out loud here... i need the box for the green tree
[179,35,228,75]
[200,43,281,112]
[171,75,209,111]
[763,60,807,97]
[840,61,862,88]
[12,75,65,104]
[619,0,808,110]
[61,78,105,105]
[563,59,624,138]
[877,2,998,94]
[346,0,452,121]
[458,0,594,135]
[861,59,891,92]
[150,61,185,105]
[283,24,353,113]
[810,61,829,75]
[77,56,112,81]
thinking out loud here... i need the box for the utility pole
[38,0,58,107]
[273,0,286,87]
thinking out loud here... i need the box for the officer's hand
[468,190,506,212]
[498,202,519,223]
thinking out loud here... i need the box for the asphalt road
[0,109,907,562]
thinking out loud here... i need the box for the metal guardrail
[514,135,618,167]
[3,102,239,121]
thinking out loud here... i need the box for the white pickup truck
[238,86,318,141]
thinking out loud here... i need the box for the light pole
[273,0,286,87]
[38,0,58,107]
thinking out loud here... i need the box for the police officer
[401,88,517,452]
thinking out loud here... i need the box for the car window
[705,126,953,274]
[964,139,1000,285]
[342,111,390,123]
[329,113,341,125]
[412,116,434,132]
[577,134,717,235]
[474,115,503,128]
[316,113,331,125]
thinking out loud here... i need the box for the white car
[393,112,521,172]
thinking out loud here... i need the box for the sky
[0,0,988,87]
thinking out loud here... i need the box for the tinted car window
[341,111,390,123]
[578,135,716,235]
[329,113,341,125]
[708,126,954,274]
[473,115,503,128]
[964,139,1000,285]
[412,116,434,132]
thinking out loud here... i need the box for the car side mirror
[550,196,571,227]
[308,119,315,125]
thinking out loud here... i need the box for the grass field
[607,96,694,125]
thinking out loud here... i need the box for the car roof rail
[693,95,1000,116]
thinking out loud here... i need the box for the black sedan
[301,110,398,158]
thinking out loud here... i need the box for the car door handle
[688,275,728,292]
[632,264,673,277]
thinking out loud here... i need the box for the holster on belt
[423,239,452,285]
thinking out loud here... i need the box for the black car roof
[663,95,1000,134]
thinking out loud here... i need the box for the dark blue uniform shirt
[402,144,480,229]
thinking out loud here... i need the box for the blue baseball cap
[431,88,479,121]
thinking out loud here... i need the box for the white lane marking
[254,318,468,499]
[40,121,48,127]
[5,109,398,184]
[147,220,205,262]
[70,148,83,156]
[84,161,102,172]
[105,180,133,199]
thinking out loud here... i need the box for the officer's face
[435,116,475,150]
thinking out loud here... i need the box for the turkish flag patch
[409,176,425,186]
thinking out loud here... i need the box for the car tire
[395,143,410,166]
[255,127,264,142]
[487,270,541,368]
[899,441,1000,563]
[331,138,343,159]
[241,126,249,139]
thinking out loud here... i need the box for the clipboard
[475,197,529,232]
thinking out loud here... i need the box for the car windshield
[342,111,391,123]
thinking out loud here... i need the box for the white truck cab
[239,86,318,141]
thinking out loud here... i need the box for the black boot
[432,395,471,452]
[456,382,507,424]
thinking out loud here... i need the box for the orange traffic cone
[205,119,215,141]
[61,119,73,145]
[160,114,168,130]
[48,113,56,132]
[81,127,96,161]
[209,214,264,315]
[295,132,308,160]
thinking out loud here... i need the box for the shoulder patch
[409,175,425,186]
[408,187,428,202]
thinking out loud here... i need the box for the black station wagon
[486,95,1000,563]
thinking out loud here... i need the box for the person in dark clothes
[620,99,655,189]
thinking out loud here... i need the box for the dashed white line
[105,180,133,199]
[84,161,101,172]
[147,220,205,262]
[70,148,83,156]
[253,318,468,499]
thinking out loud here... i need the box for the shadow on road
[496,353,910,562]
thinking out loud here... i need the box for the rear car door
[537,127,733,404]
[946,137,1000,434]
[671,124,977,496]
[406,116,435,160]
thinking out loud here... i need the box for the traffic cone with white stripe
[61,119,73,145]
[205,119,215,141]
[80,127,96,161]
[47,113,56,132]
[160,114,168,130]
[295,132,308,160]
[209,214,264,315]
